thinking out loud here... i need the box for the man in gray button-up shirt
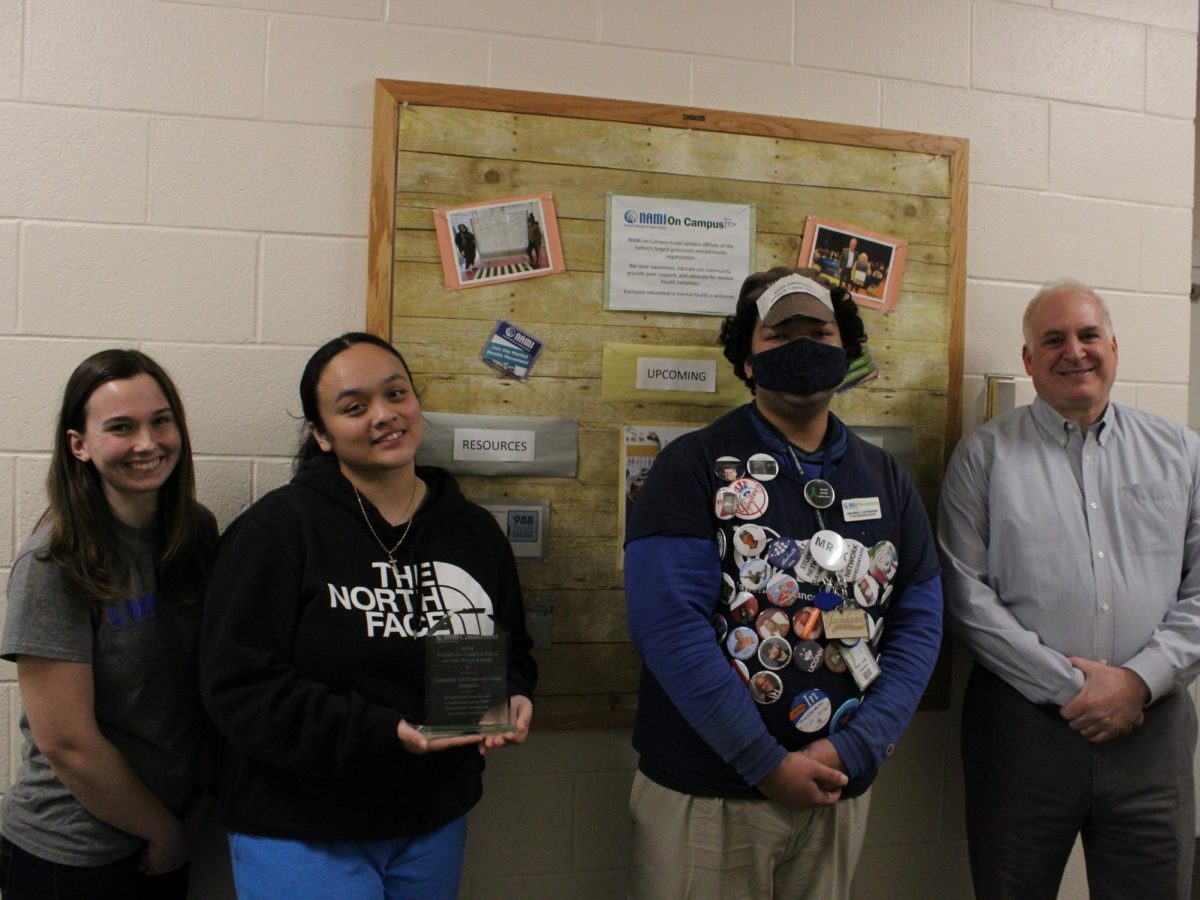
[939,279,1200,900]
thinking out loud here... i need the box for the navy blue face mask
[750,338,847,395]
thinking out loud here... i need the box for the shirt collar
[1030,395,1113,447]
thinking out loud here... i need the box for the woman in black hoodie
[199,333,536,900]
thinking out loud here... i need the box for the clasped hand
[1059,657,1148,743]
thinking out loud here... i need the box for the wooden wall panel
[369,81,968,725]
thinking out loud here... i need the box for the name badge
[821,607,871,640]
[841,640,881,690]
[842,497,882,521]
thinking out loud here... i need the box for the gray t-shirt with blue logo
[1,524,201,866]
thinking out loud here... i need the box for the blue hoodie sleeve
[826,574,943,780]
[626,535,787,786]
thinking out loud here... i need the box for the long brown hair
[39,349,216,605]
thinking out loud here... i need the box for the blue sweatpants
[228,816,467,900]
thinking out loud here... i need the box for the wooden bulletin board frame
[368,80,967,727]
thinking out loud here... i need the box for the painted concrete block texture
[972,3,1144,109]
[149,118,371,235]
[0,457,13,568]
[0,340,114,453]
[861,711,951,847]
[968,186,1137,290]
[260,236,367,345]
[0,0,20,100]
[463,773,575,876]
[19,224,258,342]
[195,458,253,530]
[463,870,628,900]
[389,0,597,42]
[0,222,15,334]
[1135,382,1190,424]
[882,83,1048,190]
[693,59,880,127]
[0,105,147,224]
[162,0,384,18]
[1147,28,1200,118]
[1084,290,1187,382]
[959,280,1031,378]
[14,457,50,566]
[474,727,637,778]
[490,37,691,106]
[266,16,489,128]
[141,343,313,457]
[252,459,293,500]
[24,0,265,117]
[600,0,792,63]
[1049,105,1193,206]
[572,770,636,870]
[1055,0,1199,31]
[793,0,971,86]
[1140,205,1194,294]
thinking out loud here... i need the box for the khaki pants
[628,770,869,900]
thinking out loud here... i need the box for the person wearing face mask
[624,267,943,900]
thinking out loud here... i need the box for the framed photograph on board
[798,215,907,313]
[433,192,565,290]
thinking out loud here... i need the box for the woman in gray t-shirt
[0,350,216,900]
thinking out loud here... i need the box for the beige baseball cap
[755,274,834,325]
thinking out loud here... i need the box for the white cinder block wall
[0,2,1194,898]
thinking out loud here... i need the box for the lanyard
[785,443,834,532]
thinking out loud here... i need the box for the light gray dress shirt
[938,397,1200,706]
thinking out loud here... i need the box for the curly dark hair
[718,266,867,393]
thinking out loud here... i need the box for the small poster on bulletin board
[433,192,565,290]
[604,194,755,316]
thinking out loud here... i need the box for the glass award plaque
[418,629,516,737]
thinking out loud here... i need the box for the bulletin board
[368,80,967,727]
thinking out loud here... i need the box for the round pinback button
[869,540,899,584]
[765,537,802,570]
[726,626,759,660]
[804,479,835,509]
[830,698,861,733]
[853,574,880,608]
[750,670,783,705]
[730,657,750,684]
[710,613,728,642]
[738,558,770,592]
[810,530,847,572]
[746,452,779,482]
[756,607,791,640]
[715,456,742,482]
[789,688,832,733]
[714,487,739,520]
[730,591,760,625]
[730,478,769,520]
[794,542,825,584]
[720,572,737,605]
[824,643,848,674]
[792,639,824,673]
[715,528,727,561]
[840,539,870,582]
[792,606,824,641]
[758,636,792,670]
[879,582,894,610]
[732,524,767,557]
[765,571,801,608]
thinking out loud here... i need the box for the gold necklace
[354,477,419,581]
